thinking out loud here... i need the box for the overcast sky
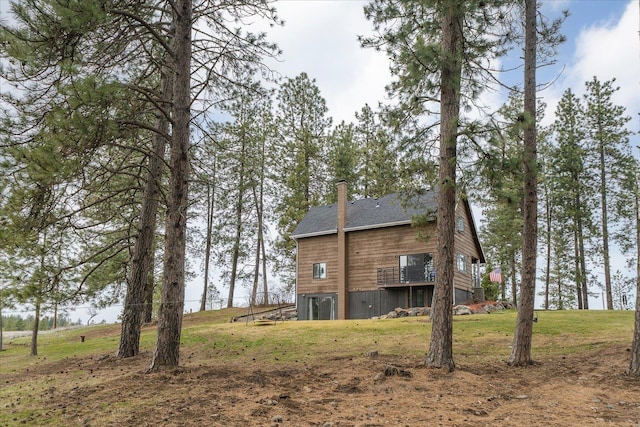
[265,0,639,127]
[262,0,392,124]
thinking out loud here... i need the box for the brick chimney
[337,180,348,319]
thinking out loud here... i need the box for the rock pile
[374,306,430,319]
[259,307,298,321]
[375,300,506,319]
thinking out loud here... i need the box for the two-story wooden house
[291,181,485,320]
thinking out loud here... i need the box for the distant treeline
[1,314,81,331]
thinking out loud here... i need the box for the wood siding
[297,234,339,295]
[346,224,437,292]
[453,202,483,293]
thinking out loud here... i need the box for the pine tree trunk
[629,170,640,374]
[557,274,563,310]
[30,300,40,356]
[577,206,589,309]
[200,183,215,312]
[251,172,267,305]
[149,0,191,372]
[508,0,537,366]
[261,233,269,305]
[250,185,260,305]
[425,0,462,372]
[0,300,3,351]
[579,232,589,309]
[251,208,261,306]
[574,231,583,309]
[543,188,551,310]
[143,248,155,324]
[510,255,517,308]
[227,220,242,308]
[118,76,168,358]
[227,143,246,309]
[599,135,613,309]
[630,278,640,373]
[258,140,269,305]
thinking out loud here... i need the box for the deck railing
[376,266,435,287]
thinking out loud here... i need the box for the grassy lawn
[1,308,634,368]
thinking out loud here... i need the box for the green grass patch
[2,309,635,367]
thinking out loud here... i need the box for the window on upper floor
[456,215,464,233]
[313,262,327,279]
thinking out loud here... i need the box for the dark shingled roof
[291,190,438,239]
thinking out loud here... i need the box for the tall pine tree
[273,73,332,292]
[363,0,520,370]
[583,77,633,310]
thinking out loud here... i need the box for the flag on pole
[489,267,502,283]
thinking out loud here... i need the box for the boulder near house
[291,181,485,320]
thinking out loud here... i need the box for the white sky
[263,0,393,124]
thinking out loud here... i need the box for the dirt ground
[3,337,640,427]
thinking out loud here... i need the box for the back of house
[291,182,485,320]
